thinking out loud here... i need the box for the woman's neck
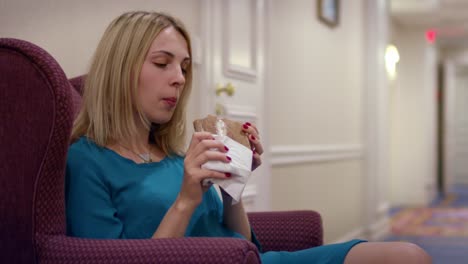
[110,122,165,163]
[124,124,152,153]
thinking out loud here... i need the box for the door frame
[362,0,391,240]
[199,0,271,211]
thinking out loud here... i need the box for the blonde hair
[71,11,193,156]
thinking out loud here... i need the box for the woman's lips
[163,97,177,107]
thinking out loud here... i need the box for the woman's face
[137,26,190,124]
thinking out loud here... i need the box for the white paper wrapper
[201,134,252,204]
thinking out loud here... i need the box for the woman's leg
[344,242,432,264]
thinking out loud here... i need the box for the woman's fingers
[185,131,232,180]
[199,168,232,180]
[186,133,228,166]
[241,121,263,171]
[243,122,259,135]
[187,131,215,152]
[252,151,262,171]
[248,133,264,155]
[193,131,215,141]
[241,122,264,155]
[181,132,233,206]
[191,136,228,155]
[192,149,232,167]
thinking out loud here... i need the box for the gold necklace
[118,143,153,163]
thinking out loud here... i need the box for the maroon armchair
[0,38,323,264]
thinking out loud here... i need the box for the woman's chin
[149,115,173,125]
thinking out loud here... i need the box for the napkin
[201,134,252,204]
[196,117,252,204]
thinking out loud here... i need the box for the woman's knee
[396,242,432,263]
[344,241,431,264]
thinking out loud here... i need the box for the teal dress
[66,137,365,263]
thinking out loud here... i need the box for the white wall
[0,0,201,77]
[0,0,203,140]
[440,49,468,189]
[440,48,468,186]
[269,0,366,242]
[452,70,468,184]
[389,22,438,206]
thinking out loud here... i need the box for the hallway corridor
[384,185,468,264]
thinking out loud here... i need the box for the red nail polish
[224,146,229,151]
[250,135,256,140]
[243,124,249,129]
[225,173,231,178]
[226,156,232,161]
[245,122,251,126]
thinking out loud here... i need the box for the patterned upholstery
[248,211,323,252]
[0,38,323,264]
[37,236,260,264]
[68,75,85,96]
[0,37,74,264]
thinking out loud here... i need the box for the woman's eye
[153,63,167,68]
[181,68,187,75]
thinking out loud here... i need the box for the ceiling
[390,0,468,49]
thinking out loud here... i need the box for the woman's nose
[171,66,186,87]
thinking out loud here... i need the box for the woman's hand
[178,132,231,210]
[242,122,263,171]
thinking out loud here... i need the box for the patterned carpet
[384,185,468,264]
[391,207,468,237]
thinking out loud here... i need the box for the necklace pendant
[139,153,152,163]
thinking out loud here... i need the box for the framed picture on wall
[317,0,339,28]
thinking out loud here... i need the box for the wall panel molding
[222,0,258,81]
[271,144,363,166]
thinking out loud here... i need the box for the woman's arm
[151,197,197,238]
[221,190,252,241]
[220,121,264,241]
[151,132,232,239]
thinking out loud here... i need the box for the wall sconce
[385,44,400,80]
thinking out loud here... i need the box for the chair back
[0,38,74,263]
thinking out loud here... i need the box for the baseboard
[368,215,391,241]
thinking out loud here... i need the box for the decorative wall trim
[224,103,257,120]
[271,144,363,166]
[200,0,215,117]
[222,0,258,82]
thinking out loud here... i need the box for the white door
[453,70,468,184]
[199,0,271,211]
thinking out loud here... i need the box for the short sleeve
[65,154,125,239]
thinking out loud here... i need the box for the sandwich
[193,115,250,149]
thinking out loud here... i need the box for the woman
[66,11,431,263]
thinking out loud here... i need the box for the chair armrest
[36,235,260,264]
[248,210,323,252]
